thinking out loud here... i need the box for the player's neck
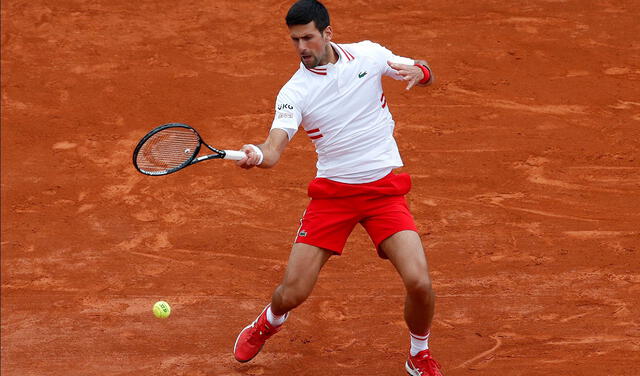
[319,44,338,66]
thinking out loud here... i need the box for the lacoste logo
[358,71,367,78]
[299,230,307,237]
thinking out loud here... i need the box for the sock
[266,306,288,327]
[410,331,430,356]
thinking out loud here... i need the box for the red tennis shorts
[294,172,418,259]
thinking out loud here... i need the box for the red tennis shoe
[233,305,286,363]
[406,349,444,376]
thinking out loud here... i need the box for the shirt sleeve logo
[277,113,293,119]
[277,103,294,111]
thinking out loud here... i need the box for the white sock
[410,331,430,356]
[266,306,288,327]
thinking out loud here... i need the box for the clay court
[2,0,639,375]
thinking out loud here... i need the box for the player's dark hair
[285,0,330,33]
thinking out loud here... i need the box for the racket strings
[136,128,200,173]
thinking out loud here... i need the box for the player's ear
[323,25,333,42]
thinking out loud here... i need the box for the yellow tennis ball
[153,301,171,319]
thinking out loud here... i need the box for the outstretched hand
[387,61,425,91]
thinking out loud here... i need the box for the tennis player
[233,1,442,374]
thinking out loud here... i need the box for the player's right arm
[236,128,289,169]
[236,83,302,170]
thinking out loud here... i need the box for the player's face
[289,22,333,68]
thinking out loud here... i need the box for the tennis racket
[132,123,245,176]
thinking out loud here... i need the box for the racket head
[133,123,203,176]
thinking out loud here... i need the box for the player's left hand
[387,61,424,91]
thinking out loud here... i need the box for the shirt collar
[303,42,355,76]
[332,42,355,63]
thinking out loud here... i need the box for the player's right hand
[236,144,261,169]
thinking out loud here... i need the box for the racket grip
[223,150,246,160]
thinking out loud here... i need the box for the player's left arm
[387,59,434,91]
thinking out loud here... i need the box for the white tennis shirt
[271,41,415,184]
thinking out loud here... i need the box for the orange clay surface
[2,1,640,375]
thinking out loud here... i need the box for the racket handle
[223,150,246,160]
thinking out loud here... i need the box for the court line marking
[422,194,602,222]
[456,333,504,369]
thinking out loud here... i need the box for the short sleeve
[360,40,415,80]
[271,88,302,140]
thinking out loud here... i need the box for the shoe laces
[413,351,441,375]
[247,321,275,345]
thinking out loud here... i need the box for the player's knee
[404,274,433,298]
[280,291,307,310]
[279,283,312,309]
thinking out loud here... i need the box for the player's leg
[358,192,435,335]
[234,243,333,363]
[270,192,357,315]
[380,230,434,336]
[271,242,333,315]
[380,230,443,376]
[234,188,356,363]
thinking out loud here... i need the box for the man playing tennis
[233,1,442,374]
